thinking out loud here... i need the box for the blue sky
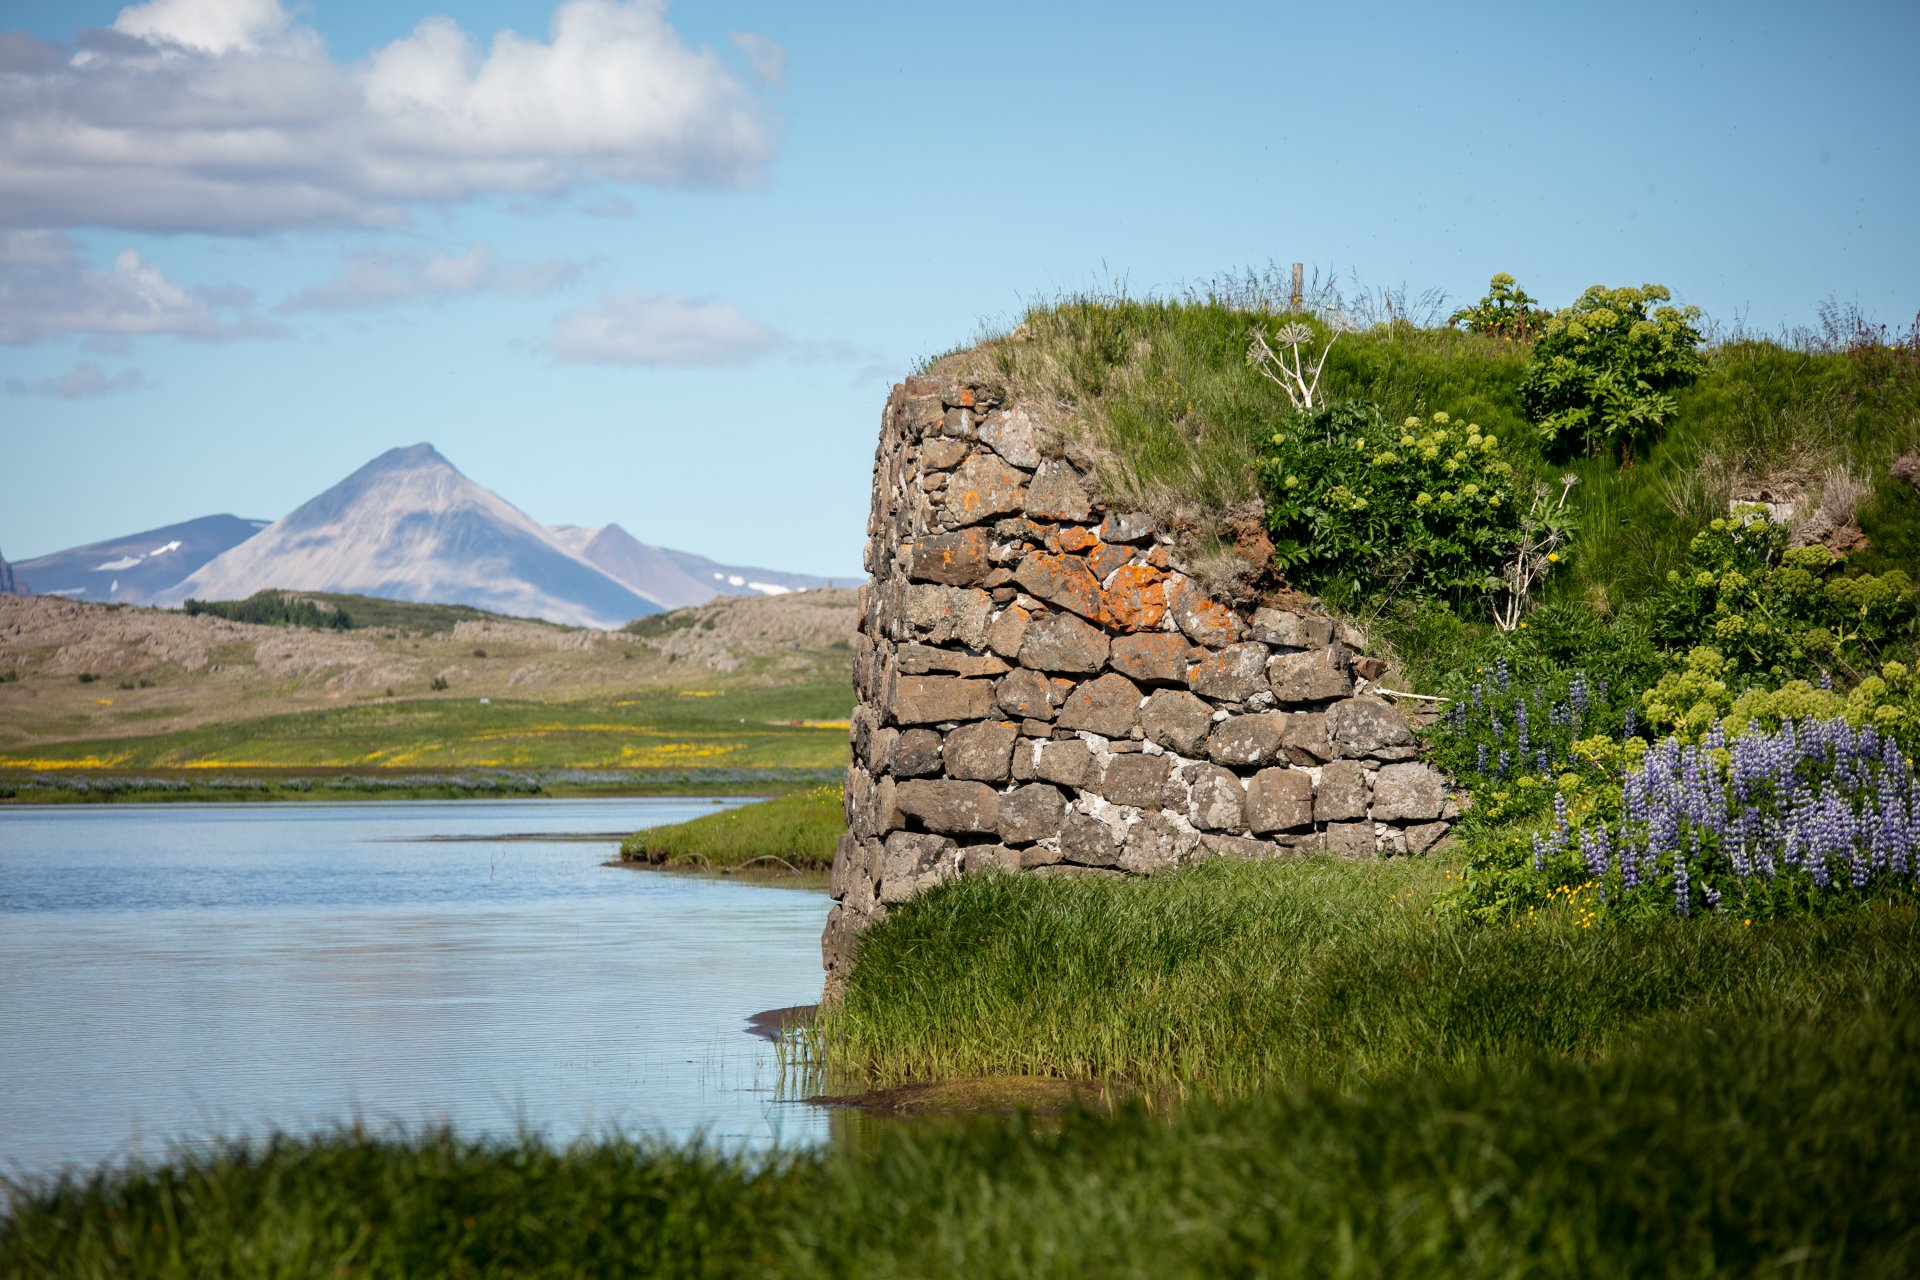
[3,0,1916,574]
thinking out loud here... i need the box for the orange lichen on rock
[1102,564,1168,632]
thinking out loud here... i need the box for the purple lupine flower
[1703,883,1721,911]
[1536,748,1552,774]
[1532,833,1548,873]
[1496,657,1510,690]
[1673,850,1691,916]
[1476,742,1489,775]
[1580,823,1610,881]
[1622,705,1636,740]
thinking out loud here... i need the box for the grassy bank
[0,682,851,773]
[0,766,840,804]
[5,989,1913,1276]
[816,855,1920,1094]
[620,784,843,870]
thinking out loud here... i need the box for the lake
[0,798,833,1184]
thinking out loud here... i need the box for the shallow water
[0,798,834,1183]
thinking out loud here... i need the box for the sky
[2,0,1917,575]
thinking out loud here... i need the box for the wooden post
[1290,262,1303,313]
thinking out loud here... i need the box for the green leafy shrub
[1638,648,1920,752]
[1448,272,1547,343]
[1519,283,1706,459]
[184,592,354,630]
[1649,506,1915,683]
[1256,403,1524,606]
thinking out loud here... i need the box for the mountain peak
[367,442,453,472]
[156,445,660,629]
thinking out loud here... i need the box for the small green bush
[1448,272,1547,343]
[1257,403,1524,606]
[1520,282,1706,459]
[1649,506,1914,683]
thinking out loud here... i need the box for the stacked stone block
[825,376,1457,981]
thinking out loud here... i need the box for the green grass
[0,767,840,805]
[816,856,1920,1096]
[620,783,844,870]
[5,990,1914,1277]
[976,296,1920,611]
[0,682,852,772]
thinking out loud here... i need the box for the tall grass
[7,992,1914,1276]
[619,784,844,870]
[816,857,1920,1095]
[966,290,1920,611]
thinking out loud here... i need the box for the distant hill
[155,444,662,629]
[549,523,849,610]
[14,515,266,605]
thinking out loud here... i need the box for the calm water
[0,799,834,1183]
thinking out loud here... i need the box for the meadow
[0,590,857,800]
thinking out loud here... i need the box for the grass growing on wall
[969,293,1920,613]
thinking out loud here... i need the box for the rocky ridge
[826,375,1458,983]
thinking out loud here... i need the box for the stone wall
[825,375,1456,984]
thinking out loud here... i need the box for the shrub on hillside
[1256,403,1527,607]
[1649,506,1914,683]
[184,593,354,630]
[1448,272,1547,343]
[1520,282,1706,459]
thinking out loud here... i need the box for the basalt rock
[825,376,1460,990]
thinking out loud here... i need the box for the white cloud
[728,32,787,89]
[5,361,147,399]
[278,243,582,313]
[0,0,783,235]
[546,291,779,367]
[111,0,295,54]
[0,231,284,345]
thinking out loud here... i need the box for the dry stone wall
[826,375,1457,983]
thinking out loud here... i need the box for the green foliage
[1256,403,1524,605]
[1520,283,1706,458]
[8,988,1919,1276]
[1636,649,1920,751]
[619,784,844,870]
[1448,272,1547,342]
[184,592,354,630]
[1649,507,1915,686]
[819,857,1917,1093]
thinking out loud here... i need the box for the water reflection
[0,799,833,1182]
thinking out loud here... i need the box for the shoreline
[0,767,830,806]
